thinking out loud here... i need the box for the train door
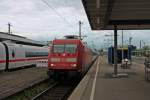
[2,42,9,71]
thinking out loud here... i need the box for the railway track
[32,79,80,100]
[32,57,98,100]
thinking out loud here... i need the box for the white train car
[0,41,48,71]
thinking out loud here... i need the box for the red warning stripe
[0,60,6,63]
[0,57,48,63]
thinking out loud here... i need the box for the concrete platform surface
[0,67,48,99]
[69,56,150,100]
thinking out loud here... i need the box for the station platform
[0,67,48,99]
[69,56,150,100]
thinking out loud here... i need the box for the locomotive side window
[65,44,77,54]
[53,45,64,53]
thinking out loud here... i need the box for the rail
[31,82,58,100]
[31,80,79,100]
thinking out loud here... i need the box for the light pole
[142,40,146,56]
[122,30,124,61]
[140,40,142,50]
[8,23,12,34]
[79,21,83,40]
[128,37,133,64]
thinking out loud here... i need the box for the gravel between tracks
[0,67,48,99]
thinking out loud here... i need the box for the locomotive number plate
[61,58,66,62]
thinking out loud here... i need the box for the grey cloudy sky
[0,0,150,49]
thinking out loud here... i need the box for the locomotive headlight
[51,58,60,62]
[71,64,77,67]
[51,64,54,66]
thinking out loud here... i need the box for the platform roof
[82,0,150,30]
[0,32,46,46]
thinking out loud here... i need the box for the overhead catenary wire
[67,0,88,34]
[40,0,75,30]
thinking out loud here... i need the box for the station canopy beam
[82,0,150,30]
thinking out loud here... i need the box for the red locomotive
[47,35,93,79]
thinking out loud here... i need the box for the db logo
[12,50,15,58]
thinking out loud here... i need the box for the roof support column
[113,25,118,77]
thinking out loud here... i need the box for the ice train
[0,41,48,71]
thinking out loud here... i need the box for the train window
[65,44,77,54]
[53,45,65,53]
[25,52,48,57]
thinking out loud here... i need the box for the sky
[0,0,150,49]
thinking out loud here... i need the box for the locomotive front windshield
[65,44,77,53]
[53,45,64,53]
[53,44,77,54]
